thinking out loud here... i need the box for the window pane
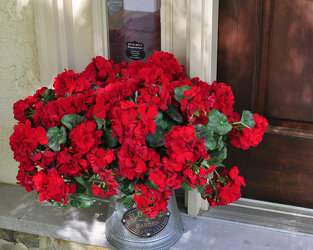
[108,0,161,63]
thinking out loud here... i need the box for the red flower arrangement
[10,51,268,218]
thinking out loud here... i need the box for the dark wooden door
[218,0,313,207]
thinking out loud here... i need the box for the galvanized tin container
[105,193,184,250]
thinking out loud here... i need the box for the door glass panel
[107,0,161,63]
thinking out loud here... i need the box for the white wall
[0,0,109,184]
[0,0,41,184]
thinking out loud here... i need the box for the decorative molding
[161,0,173,53]
[200,0,219,83]
[92,0,110,59]
[161,0,187,66]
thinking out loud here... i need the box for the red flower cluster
[228,113,268,150]
[202,166,246,206]
[33,168,76,205]
[10,51,267,216]
[164,125,209,166]
[70,121,102,155]
[134,184,173,218]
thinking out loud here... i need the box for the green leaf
[165,104,183,123]
[61,114,84,130]
[146,180,158,190]
[74,182,87,194]
[174,85,192,102]
[207,146,227,167]
[46,126,67,152]
[93,115,106,130]
[119,178,137,195]
[196,184,207,197]
[191,110,201,119]
[146,129,165,148]
[127,200,135,209]
[117,194,135,209]
[207,109,232,135]
[146,112,168,147]
[48,200,68,207]
[42,89,56,104]
[91,85,99,91]
[154,112,168,130]
[208,171,214,180]
[74,176,87,189]
[104,128,118,147]
[158,120,168,130]
[240,110,255,129]
[120,185,133,195]
[59,126,67,144]
[194,124,216,150]
[215,135,226,151]
[181,182,194,191]
[134,90,139,104]
[70,193,95,208]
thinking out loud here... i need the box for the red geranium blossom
[229,113,268,150]
[202,166,245,206]
[69,120,102,155]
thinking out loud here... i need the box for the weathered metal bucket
[105,193,184,250]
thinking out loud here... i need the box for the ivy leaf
[61,114,84,130]
[42,89,56,104]
[174,85,192,102]
[181,182,194,191]
[93,115,106,130]
[70,194,95,208]
[104,128,118,148]
[194,124,216,150]
[165,104,183,123]
[240,110,255,129]
[46,126,67,152]
[207,109,232,135]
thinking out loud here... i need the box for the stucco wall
[0,0,41,184]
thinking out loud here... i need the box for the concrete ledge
[200,198,313,235]
[2,183,313,250]
[0,184,112,248]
